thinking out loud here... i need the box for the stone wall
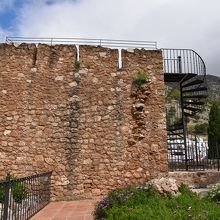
[0,43,168,200]
[169,171,220,188]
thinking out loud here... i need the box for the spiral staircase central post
[180,81,188,171]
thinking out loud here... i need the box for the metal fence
[187,139,220,171]
[5,37,157,50]
[168,136,220,171]
[0,171,52,220]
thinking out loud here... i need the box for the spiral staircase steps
[183,106,203,112]
[183,101,205,106]
[182,79,204,88]
[183,94,207,99]
[182,87,207,93]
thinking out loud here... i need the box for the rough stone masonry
[0,43,168,200]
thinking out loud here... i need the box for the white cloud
[10,0,220,75]
[0,27,11,42]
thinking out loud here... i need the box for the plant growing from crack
[132,70,149,87]
[74,61,80,70]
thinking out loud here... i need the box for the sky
[0,0,220,76]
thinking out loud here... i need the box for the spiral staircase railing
[162,48,206,77]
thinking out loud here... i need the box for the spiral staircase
[162,49,208,171]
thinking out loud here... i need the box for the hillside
[206,74,220,102]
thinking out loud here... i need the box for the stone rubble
[145,177,180,196]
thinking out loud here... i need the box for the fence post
[3,174,10,220]
[195,135,199,167]
[177,56,182,73]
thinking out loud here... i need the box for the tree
[194,123,208,135]
[166,86,180,101]
[208,102,220,159]
[167,106,177,126]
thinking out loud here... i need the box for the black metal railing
[162,49,206,77]
[169,136,220,171]
[0,171,52,220]
[5,37,157,49]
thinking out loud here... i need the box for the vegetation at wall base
[207,183,220,202]
[0,175,28,204]
[94,186,220,220]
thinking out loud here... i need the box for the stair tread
[168,140,184,142]
[168,132,184,136]
[182,87,207,93]
[182,79,204,88]
[168,137,184,139]
[168,127,184,132]
[171,152,185,155]
[183,94,207,99]
[164,73,196,82]
[184,106,201,111]
[184,101,205,105]
[167,126,184,132]
[168,138,184,140]
[184,112,196,117]
[168,138,184,141]
[181,74,198,82]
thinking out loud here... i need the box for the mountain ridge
[206,74,220,102]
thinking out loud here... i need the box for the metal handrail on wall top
[5,36,158,50]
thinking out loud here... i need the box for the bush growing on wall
[132,70,149,87]
[74,61,80,70]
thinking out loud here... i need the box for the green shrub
[194,123,208,135]
[94,186,220,220]
[207,183,220,202]
[94,187,159,220]
[178,183,195,196]
[132,70,149,87]
[166,87,180,101]
[74,61,80,70]
[0,175,28,203]
[0,184,5,203]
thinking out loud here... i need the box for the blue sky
[0,0,16,32]
[0,6,14,29]
[0,0,61,37]
[0,0,220,76]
